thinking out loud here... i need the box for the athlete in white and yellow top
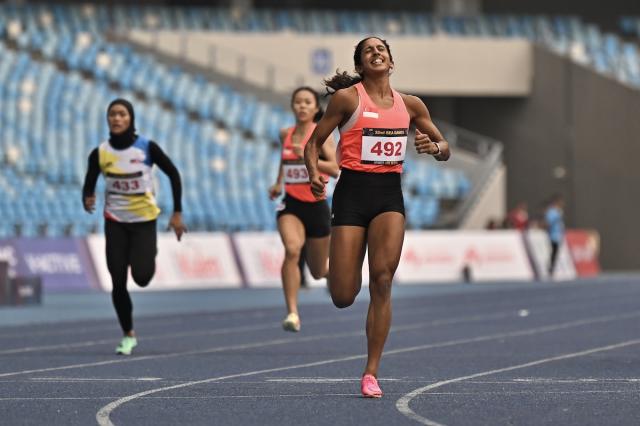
[82,98,186,355]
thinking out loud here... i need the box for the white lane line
[5,389,639,403]
[96,311,640,426]
[5,285,639,355]
[0,338,124,356]
[0,303,481,355]
[0,310,517,378]
[441,378,640,384]
[410,390,640,395]
[1,394,359,401]
[511,378,640,383]
[0,310,273,339]
[264,378,402,383]
[29,377,162,382]
[95,356,377,425]
[395,338,640,426]
[0,282,636,342]
[0,289,625,356]
[0,324,118,340]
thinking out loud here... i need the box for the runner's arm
[403,95,450,161]
[81,148,100,213]
[149,141,182,213]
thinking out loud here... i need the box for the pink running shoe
[361,374,383,398]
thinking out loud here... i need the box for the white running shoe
[282,312,301,332]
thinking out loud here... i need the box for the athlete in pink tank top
[338,82,410,174]
[269,87,339,333]
[280,123,330,202]
[304,37,450,398]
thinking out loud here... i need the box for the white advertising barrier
[525,229,577,281]
[232,232,282,288]
[233,232,369,288]
[396,230,535,283]
[87,233,242,291]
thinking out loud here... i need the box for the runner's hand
[168,212,187,241]
[268,183,282,200]
[83,195,96,213]
[415,129,440,155]
[309,175,328,200]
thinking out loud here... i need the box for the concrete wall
[129,30,533,96]
[441,47,571,215]
[569,64,640,270]
[448,46,640,270]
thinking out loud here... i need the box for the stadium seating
[1,4,638,88]
[0,6,496,235]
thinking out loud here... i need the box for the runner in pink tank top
[338,81,409,174]
[268,87,339,332]
[304,37,450,397]
[280,123,329,202]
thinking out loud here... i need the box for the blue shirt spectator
[545,206,565,243]
[545,195,565,276]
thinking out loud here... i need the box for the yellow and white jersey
[98,136,160,223]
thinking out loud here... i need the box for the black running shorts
[277,194,331,238]
[331,168,405,227]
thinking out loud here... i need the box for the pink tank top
[282,124,327,202]
[338,82,410,173]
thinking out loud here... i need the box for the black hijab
[107,98,137,149]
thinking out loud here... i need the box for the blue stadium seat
[0,4,486,235]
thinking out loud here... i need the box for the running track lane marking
[1,282,633,340]
[395,338,640,426]
[0,311,513,378]
[3,289,634,356]
[95,310,640,426]
[0,304,502,355]
[28,377,162,382]
[6,390,640,403]
[0,309,273,339]
[0,310,518,377]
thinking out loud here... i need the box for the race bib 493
[283,163,309,184]
[361,128,408,165]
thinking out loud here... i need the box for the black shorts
[331,168,405,227]
[277,194,331,238]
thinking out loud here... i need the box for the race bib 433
[105,172,145,194]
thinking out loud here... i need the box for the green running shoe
[116,336,138,355]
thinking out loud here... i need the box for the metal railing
[432,120,504,228]
[142,30,307,94]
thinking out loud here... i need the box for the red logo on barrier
[401,247,455,266]
[565,230,600,277]
[463,247,481,264]
[463,246,513,266]
[259,250,283,277]
[176,254,222,279]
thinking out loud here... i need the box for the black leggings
[549,241,560,276]
[105,219,157,334]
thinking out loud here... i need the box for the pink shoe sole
[361,374,383,398]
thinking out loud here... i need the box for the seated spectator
[507,202,529,231]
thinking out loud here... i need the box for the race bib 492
[361,128,408,165]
